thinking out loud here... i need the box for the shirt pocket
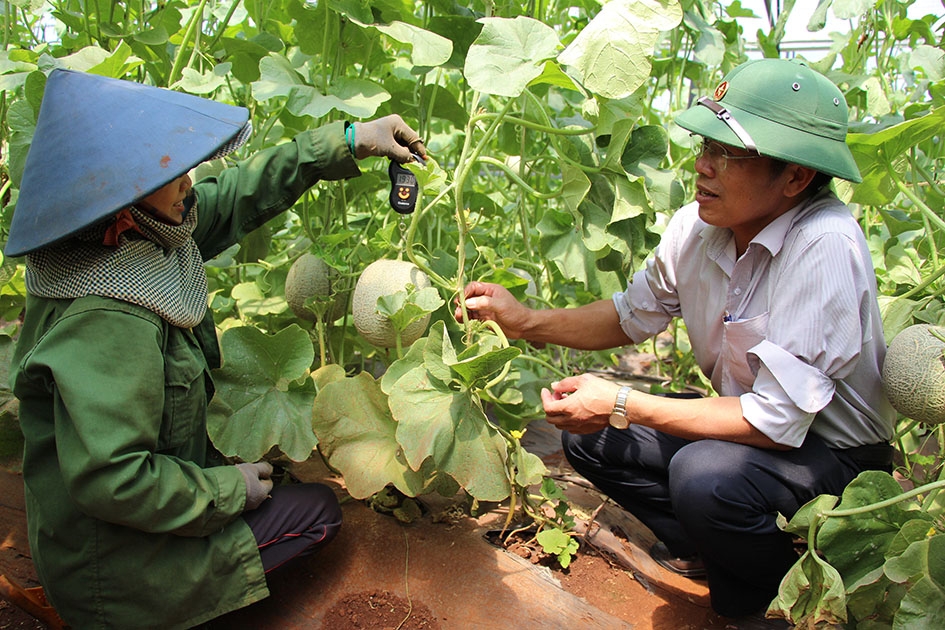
[720,312,769,395]
[160,330,206,451]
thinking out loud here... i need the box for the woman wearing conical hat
[7,68,426,629]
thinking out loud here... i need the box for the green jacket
[10,123,359,629]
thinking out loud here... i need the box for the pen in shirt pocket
[723,311,734,323]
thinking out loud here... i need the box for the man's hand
[237,461,274,511]
[353,115,427,163]
[455,281,535,340]
[541,374,623,434]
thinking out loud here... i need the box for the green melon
[352,259,432,348]
[285,254,347,322]
[882,324,945,425]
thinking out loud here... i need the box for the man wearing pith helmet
[456,58,895,626]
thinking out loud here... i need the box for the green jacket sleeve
[22,303,244,536]
[190,121,361,261]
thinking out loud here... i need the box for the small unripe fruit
[285,254,346,322]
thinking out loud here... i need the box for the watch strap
[609,386,632,429]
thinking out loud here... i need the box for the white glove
[236,461,274,511]
[353,114,427,162]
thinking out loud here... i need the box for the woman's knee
[306,483,343,531]
[268,482,343,532]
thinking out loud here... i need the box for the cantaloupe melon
[882,323,945,425]
[285,254,347,322]
[352,259,431,348]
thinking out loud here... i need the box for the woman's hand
[353,115,427,163]
[237,461,274,511]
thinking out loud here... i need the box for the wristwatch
[609,386,632,430]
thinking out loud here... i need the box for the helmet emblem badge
[713,81,729,100]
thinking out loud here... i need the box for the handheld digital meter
[388,154,424,214]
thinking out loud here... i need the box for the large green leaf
[560,162,592,216]
[778,493,840,538]
[885,527,942,581]
[231,281,286,317]
[52,41,143,77]
[420,321,454,383]
[252,54,389,119]
[5,96,37,187]
[216,36,274,82]
[353,19,453,68]
[380,336,428,394]
[612,176,650,222]
[388,364,511,501]
[207,325,318,462]
[419,84,468,127]
[288,77,390,119]
[818,471,932,588]
[683,8,725,67]
[887,535,945,629]
[846,565,906,627]
[174,64,230,94]
[382,322,513,501]
[464,16,560,98]
[848,107,945,205]
[537,208,590,285]
[312,371,431,499]
[376,286,444,337]
[449,345,521,389]
[327,0,374,25]
[771,550,848,626]
[426,15,483,70]
[514,444,547,488]
[557,0,682,100]
[832,0,875,20]
[910,45,945,82]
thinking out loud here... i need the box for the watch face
[609,413,630,430]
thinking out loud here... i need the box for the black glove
[236,461,274,511]
[353,114,427,163]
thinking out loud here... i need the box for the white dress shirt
[612,188,895,448]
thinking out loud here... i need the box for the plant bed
[483,525,555,566]
[320,590,439,630]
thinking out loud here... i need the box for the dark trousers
[242,482,342,573]
[562,425,891,617]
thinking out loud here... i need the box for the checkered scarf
[25,203,208,328]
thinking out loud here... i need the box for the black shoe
[649,541,707,578]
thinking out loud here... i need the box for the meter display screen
[388,158,422,215]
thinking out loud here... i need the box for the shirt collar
[699,187,836,261]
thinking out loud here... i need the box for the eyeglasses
[695,137,762,171]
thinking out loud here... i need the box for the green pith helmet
[675,58,861,183]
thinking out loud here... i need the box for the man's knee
[668,441,753,521]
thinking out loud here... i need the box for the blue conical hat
[5,69,250,257]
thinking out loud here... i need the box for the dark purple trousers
[242,482,342,573]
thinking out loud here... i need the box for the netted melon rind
[351,259,432,348]
[882,323,945,425]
